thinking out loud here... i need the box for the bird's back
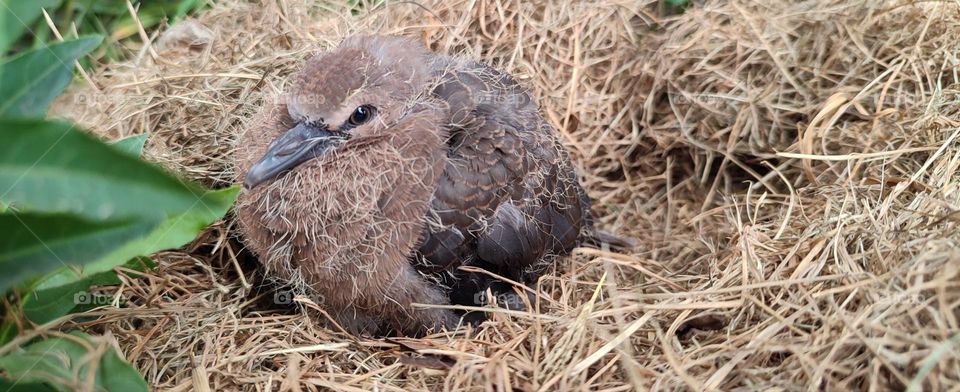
[415,57,593,305]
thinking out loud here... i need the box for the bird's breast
[236,140,443,264]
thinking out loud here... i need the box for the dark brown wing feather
[415,59,592,307]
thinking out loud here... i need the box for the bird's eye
[348,105,375,126]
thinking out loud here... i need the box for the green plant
[661,0,689,15]
[0,2,235,391]
[0,331,149,392]
[2,0,207,62]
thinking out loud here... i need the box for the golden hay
[44,0,960,390]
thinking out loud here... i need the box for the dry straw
[43,0,960,390]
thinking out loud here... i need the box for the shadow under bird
[235,35,625,336]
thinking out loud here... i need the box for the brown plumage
[234,35,599,336]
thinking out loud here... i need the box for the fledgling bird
[235,35,605,336]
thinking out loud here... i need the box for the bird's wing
[416,59,592,285]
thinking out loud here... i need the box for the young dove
[234,35,616,336]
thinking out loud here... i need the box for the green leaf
[24,279,88,321]
[15,184,236,323]
[97,346,148,392]
[0,119,227,221]
[12,186,237,293]
[0,331,147,392]
[20,279,95,324]
[32,256,154,292]
[0,0,62,54]
[4,186,235,323]
[0,378,57,392]
[79,186,239,276]
[0,212,159,293]
[0,37,101,118]
[20,258,156,324]
[175,0,205,20]
[0,336,83,391]
[110,133,148,156]
[86,0,130,16]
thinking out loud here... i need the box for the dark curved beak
[243,123,345,189]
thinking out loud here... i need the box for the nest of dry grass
[49,0,960,390]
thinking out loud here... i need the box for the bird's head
[243,35,436,189]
